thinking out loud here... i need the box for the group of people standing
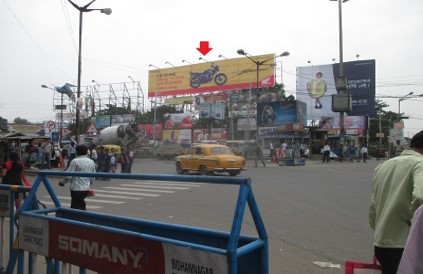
[23,140,65,169]
[88,145,135,175]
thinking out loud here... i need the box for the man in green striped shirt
[369,130,423,274]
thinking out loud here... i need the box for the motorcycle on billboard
[189,63,227,88]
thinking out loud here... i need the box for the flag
[55,83,75,98]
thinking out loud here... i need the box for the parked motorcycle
[189,64,227,88]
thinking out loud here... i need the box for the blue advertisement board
[257,101,306,127]
[95,116,111,128]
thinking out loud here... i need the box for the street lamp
[67,0,111,143]
[398,92,414,114]
[237,49,290,91]
[237,49,290,141]
[199,57,208,62]
[165,61,175,67]
[182,59,192,64]
[149,64,160,69]
[218,54,227,60]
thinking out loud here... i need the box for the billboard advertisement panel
[256,101,306,127]
[163,129,192,145]
[148,54,276,97]
[199,103,225,120]
[296,60,376,121]
[193,128,227,142]
[164,113,193,129]
[194,94,228,105]
[137,124,163,139]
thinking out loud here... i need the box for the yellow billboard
[148,54,276,97]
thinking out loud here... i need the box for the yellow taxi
[100,144,123,156]
[175,144,246,176]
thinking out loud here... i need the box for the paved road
[25,157,380,273]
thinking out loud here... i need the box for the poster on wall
[296,60,376,121]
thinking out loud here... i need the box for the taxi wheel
[229,171,239,177]
[176,162,184,174]
[200,165,208,176]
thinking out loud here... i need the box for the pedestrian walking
[42,140,52,169]
[126,145,135,173]
[361,145,368,163]
[59,145,96,210]
[66,142,76,169]
[269,141,275,162]
[109,148,117,173]
[322,143,331,163]
[120,147,129,173]
[253,143,266,167]
[369,130,423,273]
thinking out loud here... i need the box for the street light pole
[398,92,414,114]
[330,0,349,146]
[149,64,160,144]
[237,49,290,141]
[67,0,111,143]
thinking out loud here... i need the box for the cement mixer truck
[98,125,138,147]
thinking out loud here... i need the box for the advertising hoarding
[164,113,193,130]
[193,128,227,142]
[237,119,257,131]
[296,60,376,121]
[199,104,225,120]
[256,101,306,127]
[163,129,192,145]
[137,124,163,139]
[194,94,228,106]
[148,54,276,97]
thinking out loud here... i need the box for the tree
[13,117,30,124]
[368,99,402,148]
[135,105,182,124]
[96,105,130,116]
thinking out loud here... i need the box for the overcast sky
[1,0,422,136]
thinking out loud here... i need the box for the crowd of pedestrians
[22,140,135,177]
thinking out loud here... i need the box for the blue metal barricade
[0,184,33,274]
[7,171,268,274]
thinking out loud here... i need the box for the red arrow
[197,41,213,56]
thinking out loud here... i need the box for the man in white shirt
[361,145,368,163]
[59,144,96,210]
[322,144,331,163]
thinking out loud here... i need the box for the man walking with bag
[59,144,96,210]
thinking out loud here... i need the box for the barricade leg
[28,253,37,274]
[1,217,5,272]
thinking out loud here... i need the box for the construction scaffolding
[52,81,145,125]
